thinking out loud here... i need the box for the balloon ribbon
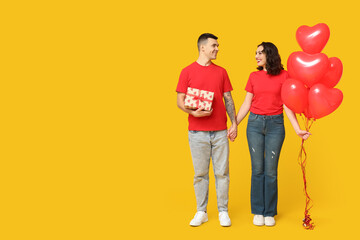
[299,114,315,230]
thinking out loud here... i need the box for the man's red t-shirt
[176,62,233,131]
[245,70,288,115]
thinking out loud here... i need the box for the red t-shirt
[245,70,288,115]
[176,62,233,131]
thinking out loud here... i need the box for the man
[176,33,237,227]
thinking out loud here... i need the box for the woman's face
[255,45,266,68]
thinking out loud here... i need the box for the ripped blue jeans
[246,112,285,217]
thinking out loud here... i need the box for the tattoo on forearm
[224,92,236,124]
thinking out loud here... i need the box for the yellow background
[0,0,358,239]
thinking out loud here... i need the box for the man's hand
[191,107,212,117]
[227,124,237,142]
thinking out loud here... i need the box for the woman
[234,42,311,226]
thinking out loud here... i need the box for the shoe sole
[265,223,275,227]
[190,218,208,227]
[253,223,264,226]
[220,223,231,227]
[253,222,265,226]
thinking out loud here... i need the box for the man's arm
[224,92,236,124]
[223,91,237,141]
[177,92,212,117]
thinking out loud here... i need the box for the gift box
[184,87,214,111]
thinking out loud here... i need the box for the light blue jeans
[188,130,229,212]
[246,112,285,217]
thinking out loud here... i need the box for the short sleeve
[283,70,289,83]
[285,70,289,79]
[245,73,253,93]
[279,70,289,85]
[223,69,233,92]
[176,68,189,93]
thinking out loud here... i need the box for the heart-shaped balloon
[281,78,309,113]
[296,23,330,54]
[308,83,343,119]
[287,51,329,88]
[303,107,314,119]
[318,57,343,88]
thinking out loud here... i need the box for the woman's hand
[296,130,312,140]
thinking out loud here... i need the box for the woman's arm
[283,104,311,140]
[236,92,254,125]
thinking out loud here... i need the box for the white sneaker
[265,216,275,226]
[219,211,231,227]
[253,215,265,226]
[190,211,208,226]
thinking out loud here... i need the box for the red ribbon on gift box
[185,88,214,110]
[186,92,209,103]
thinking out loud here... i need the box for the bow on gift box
[184,87,214,111]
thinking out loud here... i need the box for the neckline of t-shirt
[195,61,214,68]
[258,69,286,73]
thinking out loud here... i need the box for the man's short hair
[197,33,218,51]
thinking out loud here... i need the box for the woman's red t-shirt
[245,70,288,115]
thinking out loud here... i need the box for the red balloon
[296,23,330,54]
[318,57,343,88]
[303,107,314,119]
[308,83,343,119]
[287,51,329,88]
[281,78,309,113]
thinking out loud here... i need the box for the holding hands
[227,124,237,142]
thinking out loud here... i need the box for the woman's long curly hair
[257,42,284,75]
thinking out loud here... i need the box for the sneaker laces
[194,211,204,219]
[219,212,229,220]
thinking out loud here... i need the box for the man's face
[201,38,219,60]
